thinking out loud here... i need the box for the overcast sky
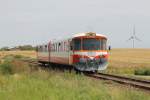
[0,0,150,48]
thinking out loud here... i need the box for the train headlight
[99,55,105,58]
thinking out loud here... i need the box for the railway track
[22,59,150,91]
[85,73,150,91]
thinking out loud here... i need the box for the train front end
[72,32,108,72]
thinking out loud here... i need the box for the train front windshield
[73,38,107,51]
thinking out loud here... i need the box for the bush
[0,61,12,75]
[134,69,150,76]
[13,55,23,59]
[11,60,31,74]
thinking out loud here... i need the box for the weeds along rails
[22,59,150,92]
[20,59,150,92]
[85,73,150,91]
[37,32,108,72]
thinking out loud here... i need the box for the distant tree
[18,45,36,51]
[0,47,10,51]
[0,45,36,51]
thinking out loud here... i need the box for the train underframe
[74,57,108,72]
[38,58,108,73]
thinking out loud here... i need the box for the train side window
[52,44,54,51]
[61,42,63,51]
[40,46,42,52]
[64,42,65,51]
[59,43,61,46]
[56,43,58,52]
[54,44,55,51]
[57,43,58,52]
[54,44,56,52]
[55,43,58,52]
[54,44,55,52]
[58,43,61,52]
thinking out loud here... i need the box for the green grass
[0,71,150,100]
[0,54,150,100]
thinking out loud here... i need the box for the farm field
[0,49,150,100]
[0,50,36,59]
[105,49,150,76]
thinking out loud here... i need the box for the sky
[0,0,150,48]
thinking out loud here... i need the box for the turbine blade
[126,37,133,41]
[135,36,142,41]
[133,25,136,35]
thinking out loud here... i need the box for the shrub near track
[0,61,12,75]
[0,55,31,75]
[135,69,150,76]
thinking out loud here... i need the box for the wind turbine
[127,26,141,48]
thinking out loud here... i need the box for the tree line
[0,45,36,51]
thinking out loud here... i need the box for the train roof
[51,32,107,43]
[72,32,107,38]
[37,32,107,46]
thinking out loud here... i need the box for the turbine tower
[127,26,141,48]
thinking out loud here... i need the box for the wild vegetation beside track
[0,50,150,100]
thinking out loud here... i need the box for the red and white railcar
[37,32,108,72]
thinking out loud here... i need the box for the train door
[69,39,73,65]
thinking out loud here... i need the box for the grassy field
[0,49,150,100]
[104,48,150,75]
[0,70,150,100]
[0,50,36,59]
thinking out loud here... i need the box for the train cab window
[73,38,81,50]
[83,38,100,50]
[101,39,107,50]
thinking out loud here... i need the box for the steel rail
[86,73,150,91]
